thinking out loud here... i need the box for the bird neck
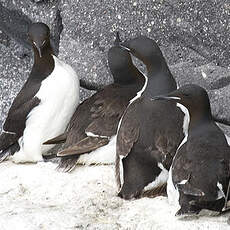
[145,54,169,73]
[143,67,176,98]
[114,65,145,86]
[188,109,212,132]
[31,43,55,79]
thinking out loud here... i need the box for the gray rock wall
[0,0,229,133]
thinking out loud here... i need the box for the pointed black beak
[114,32,131,51]
[33,39,46,58]
[119,43,131,52]
[116,37,131,51]
[114,31,121,45]
[151,96,181,101]
[33,41,42,58]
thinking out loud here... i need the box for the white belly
[77,135,116,165]
[12,56,79,163]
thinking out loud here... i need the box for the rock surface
[0,0,230,131]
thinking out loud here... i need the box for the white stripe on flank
[178,179,188,185]
[151,96,181,101]
[217,182,225,199]
[143,163,169,192]
[78,135,116,165]
[86,132,108,139]
[168,96,181,100]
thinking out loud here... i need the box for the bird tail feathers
[43,133,67,145]
[0,132,19,162]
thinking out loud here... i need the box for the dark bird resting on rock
[115,36,185,199]
[154,84,230,216]
[43,33,145,172]
[0,22,79,163]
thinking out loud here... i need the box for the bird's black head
[153,84,212,121]
[120,36,164,69]
[108,32,142,84]
[28,22,53,58]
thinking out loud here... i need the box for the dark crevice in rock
[209,76,230,90]
[79,79,104,91]
[0,2,32,49]
[0,1,63,56]
[30,0,58,5]
[162,1,230,67]
[171,33,212,64]
[214,117,230,127]
[51,8,63,55]
[0,30,10,47]
[0,0,63,57]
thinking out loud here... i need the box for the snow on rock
[0,161,229,230]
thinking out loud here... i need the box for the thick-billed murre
[0,22,79,163]
[116,36,184,199]
[43,33,145,172]
[154,84,230,216]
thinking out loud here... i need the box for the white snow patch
[78,135,116,165]
[0,162,229,230]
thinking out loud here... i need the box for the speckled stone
[0,0,230,133]
[170,62,230,123]
[60,0,230,65]
[0,35,32,130]
[0,0,62,54]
